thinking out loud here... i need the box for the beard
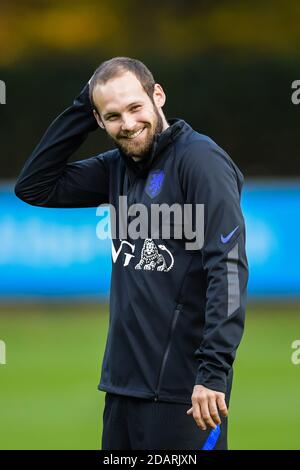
[111,105,164,160]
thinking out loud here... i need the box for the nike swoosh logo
[221,226,239,243]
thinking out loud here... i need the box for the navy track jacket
[15,83,248,404]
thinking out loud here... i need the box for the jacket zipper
[126,174,139,205]
[154,304,183,401]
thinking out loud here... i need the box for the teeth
[127,128,144,139]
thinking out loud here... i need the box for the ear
[152,83,166,108]
[93,109,105,129]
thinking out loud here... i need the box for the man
[15,57,248,450]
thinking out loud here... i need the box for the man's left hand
[186,385,228,431]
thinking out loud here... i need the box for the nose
[121,113,136,132]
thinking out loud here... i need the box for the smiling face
[92,71,168,160]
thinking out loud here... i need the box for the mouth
[120,127,146,140]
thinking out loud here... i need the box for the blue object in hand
[201,424,221,450]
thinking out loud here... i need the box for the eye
[131,105,141,112]
[106,115,119,122]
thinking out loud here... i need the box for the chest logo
[135,239,174,272]
[145,169,165,198]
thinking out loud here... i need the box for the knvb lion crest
[145,169,165,198]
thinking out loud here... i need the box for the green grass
[0,304,108,450]
[229,303,300,449]
[0,303,299,449]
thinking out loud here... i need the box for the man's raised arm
[15,82,109,208]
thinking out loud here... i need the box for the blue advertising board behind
[242,182,300,298]
[0,185,111,299]
[0,182,299,299]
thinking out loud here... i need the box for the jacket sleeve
[14,83,109,208]
[180,139,248,394]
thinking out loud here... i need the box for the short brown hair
[89,57,155,112]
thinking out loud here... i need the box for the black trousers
[101,393,228,450]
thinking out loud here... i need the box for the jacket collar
[119,118,187,179]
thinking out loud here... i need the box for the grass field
[0,303,299,450]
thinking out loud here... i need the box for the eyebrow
[103,102,143,119]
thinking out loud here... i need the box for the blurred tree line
[0,0,299,178]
